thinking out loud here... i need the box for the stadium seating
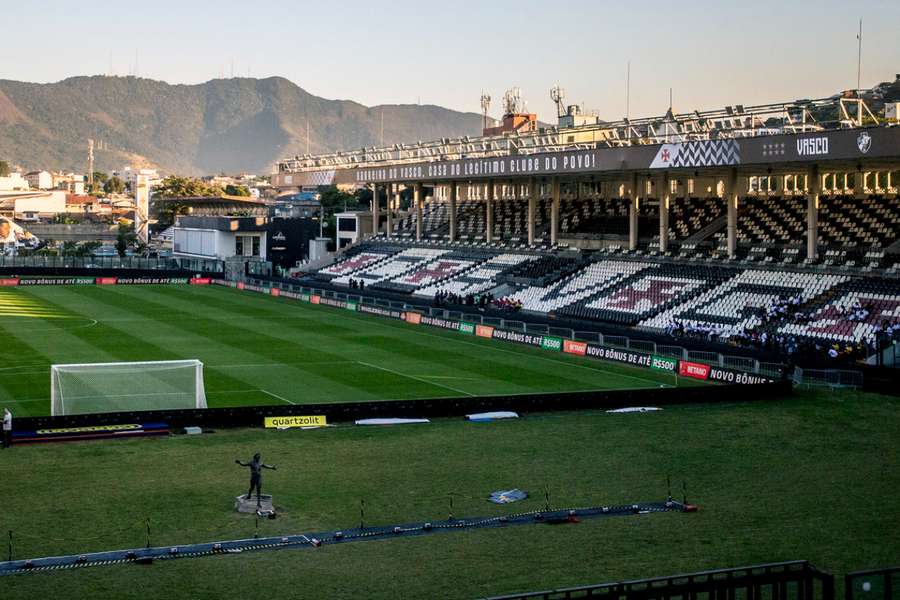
[414,253,534,297]
[778,279,900,344]
[818,195,899,249]
[558,264,727,325]
[639,269,848,338]
[331,247,449,285]
[505,260,654,314]
[712,196,806,247]
[318,247,401,279]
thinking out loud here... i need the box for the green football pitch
[0,284,693,417]
[0,390,898,599]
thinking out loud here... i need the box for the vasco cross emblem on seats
[857,131,872,154]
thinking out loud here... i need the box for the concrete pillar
[550,177,560,245]
[807,166,820,261]
[772,174,783,196]
[449,181,457,242]
[726,170,739,258]
[486,180,494,243]
[386,184,394,238]
[371,183,379,237]
[527,178,537,245]
[855,171,865,199]
[659,174,670,253]
[629,173,639,251]
[414,183,423,241]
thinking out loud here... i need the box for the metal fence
[0,255,223,273]
[846,567,900,600]
[249,279,874,385]
[483,560,835,600]
[792,368,865,389]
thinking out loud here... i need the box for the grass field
[0,284,693,417]
[0,390,898,598]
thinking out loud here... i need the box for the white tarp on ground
[606,407,662,413]
[354,418,430,426]
[466,411,519,421]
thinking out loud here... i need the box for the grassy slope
[0,391,898,598]
[0,285,691,417]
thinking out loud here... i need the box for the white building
[25,171,53,190]
[0,173,29,191]
[173,216,267,261]
[334,211,373,249]
[112,167,160,190]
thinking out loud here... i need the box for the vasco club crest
[857,131,872,154]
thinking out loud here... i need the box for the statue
[235,452,276,507]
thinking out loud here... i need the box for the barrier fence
[0,255,223,273]
[846,566,900,600]
[483,560,836,600]
[792,368,865,389]
[253,278,786,382]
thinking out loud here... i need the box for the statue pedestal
[235,494,274,514]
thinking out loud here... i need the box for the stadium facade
[273,96,900,262]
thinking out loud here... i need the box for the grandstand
[273,94,900,367]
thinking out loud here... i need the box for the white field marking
[208,360,358,369]
[0,361,360,379]
[357,361,475,397]
[0,388,261,405]
[0,317,98,332]
[0,363,49,372]
[413,375,482,381]
[260,389,295,405]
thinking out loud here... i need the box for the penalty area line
[357,361,475,397]
[260,389,295,405]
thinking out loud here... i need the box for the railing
[846,566,900,600]
[277,95,872,172]
[251,277,786,379]
[250,278,874,387]
[0,255,224,273]
[792,368,864,389]
[482,560,835,600]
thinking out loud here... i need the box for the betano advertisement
[229,280,776,386]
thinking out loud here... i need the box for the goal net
[50,360,207,416]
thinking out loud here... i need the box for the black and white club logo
[857,131,872,154]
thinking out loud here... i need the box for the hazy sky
[3,0,899,121]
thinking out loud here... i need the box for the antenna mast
[550,84,566,119]
[480,91,491,131]
[87,139,94,188]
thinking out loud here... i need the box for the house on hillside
[25,170,53,190]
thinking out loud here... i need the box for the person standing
[2,408,12,449]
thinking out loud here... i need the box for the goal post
[50,360,207,416]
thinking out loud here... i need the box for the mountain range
[0,76,485,175]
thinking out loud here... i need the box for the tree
[104,176,125,195]
[0,160,10,177]
[155,175,222,198]
[115,222,137,257]
[225,184,250,197]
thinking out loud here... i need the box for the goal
[50,360,207,416]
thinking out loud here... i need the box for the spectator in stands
[2,408,11,449]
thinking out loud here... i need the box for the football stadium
[2,78,900,598]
